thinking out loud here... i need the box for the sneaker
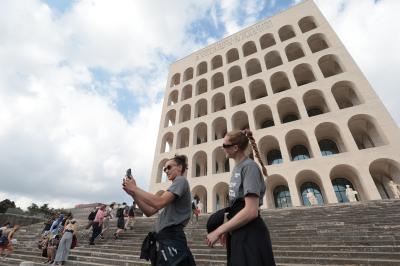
[100,233,104,240]
[113,233,118,239]
[89,242,95,245]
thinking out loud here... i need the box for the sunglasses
[222,143,237,149]
[163,164,176,172]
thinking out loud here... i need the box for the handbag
[70,234,77,249]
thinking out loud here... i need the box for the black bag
[88,209,98,220]
[0,235,9,246]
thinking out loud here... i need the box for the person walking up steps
[89,205,105,245]
[125,202,136,230]
[206,129,276,266]
[113,203,127,239]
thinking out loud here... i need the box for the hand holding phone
[126,168,133,179]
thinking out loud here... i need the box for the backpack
[128,206,135,216]
[116,208,124,218]
[88,209,98,220]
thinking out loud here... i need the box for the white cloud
[315,0,400,125]
[0,0,212,210]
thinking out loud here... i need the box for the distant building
[150,0,400,213]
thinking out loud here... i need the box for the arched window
[226,48,239,63]
[301,182,324,206]
[167,90,178,106]
[282,114,299,124]
[307,33,329,53]
[242,41,257,57]
[274,185,292,208]
[332,178,357,203]
[293,63,316,86]
[170,73,180,87]
[279,25,296,42]
[181,85,192,101]
[212,72,224,89]
[331,81,361,109]
[298,16,317,33]
[285,42,305,62]
[260,33,276,49]
[265,51,283,69]
[246,58,262,76]
[318,54,343,78]
[228,66,242,83]
[319,139,339,156]
[211,55,223,70]
[212,93,226,113]
[179,104,191,123]
[176,128,189,149]
[267,149,283,165]
[183,67,193,82]
[261,120,274,128]
[249,79,268,100]
[307,108,323,117]
[230,87,246,106]
[195,79,207,95]
[374,180,390,199]
[197,61,207,76]
[270,72,291,94]
[291,145,310,161]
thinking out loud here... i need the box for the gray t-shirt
[229,157,266,206]
[155,176,192,232]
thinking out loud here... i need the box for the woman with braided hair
[206,129,276,266]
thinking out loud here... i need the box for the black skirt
[226,200,276,266]
[227,216,275,266]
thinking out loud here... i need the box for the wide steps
[4,199,400,265]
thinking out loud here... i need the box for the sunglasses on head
[222,143,237,149]
[163,164,175,172]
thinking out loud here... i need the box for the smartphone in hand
[126,168,133,179]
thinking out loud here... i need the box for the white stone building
[149,0,400,213]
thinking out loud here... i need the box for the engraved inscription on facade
[195,20,273,61]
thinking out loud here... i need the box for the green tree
[27,203,40,214]
[0,199,16,213]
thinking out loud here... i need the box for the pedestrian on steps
[206,129,276,266]
[122,154,196,266]
[89,205,105,245]
[113,203,127,239]
[54,219,77,265]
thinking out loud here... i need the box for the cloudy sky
[0,0,399,210]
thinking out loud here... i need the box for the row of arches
[167,52,342,106]
[156,158,400,212]
[159,114,387,179]
[165,80,362,128]
[170,16,319,87]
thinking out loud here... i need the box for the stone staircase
[2,199,400,265]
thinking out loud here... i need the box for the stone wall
[0,213,43,226]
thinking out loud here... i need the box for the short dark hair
[171,154,188,174]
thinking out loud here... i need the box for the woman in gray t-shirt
[122,155,195,265]
[206,129,276,266]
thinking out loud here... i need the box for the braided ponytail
[242,129,268,177]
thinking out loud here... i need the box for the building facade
[149,0,400,213]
